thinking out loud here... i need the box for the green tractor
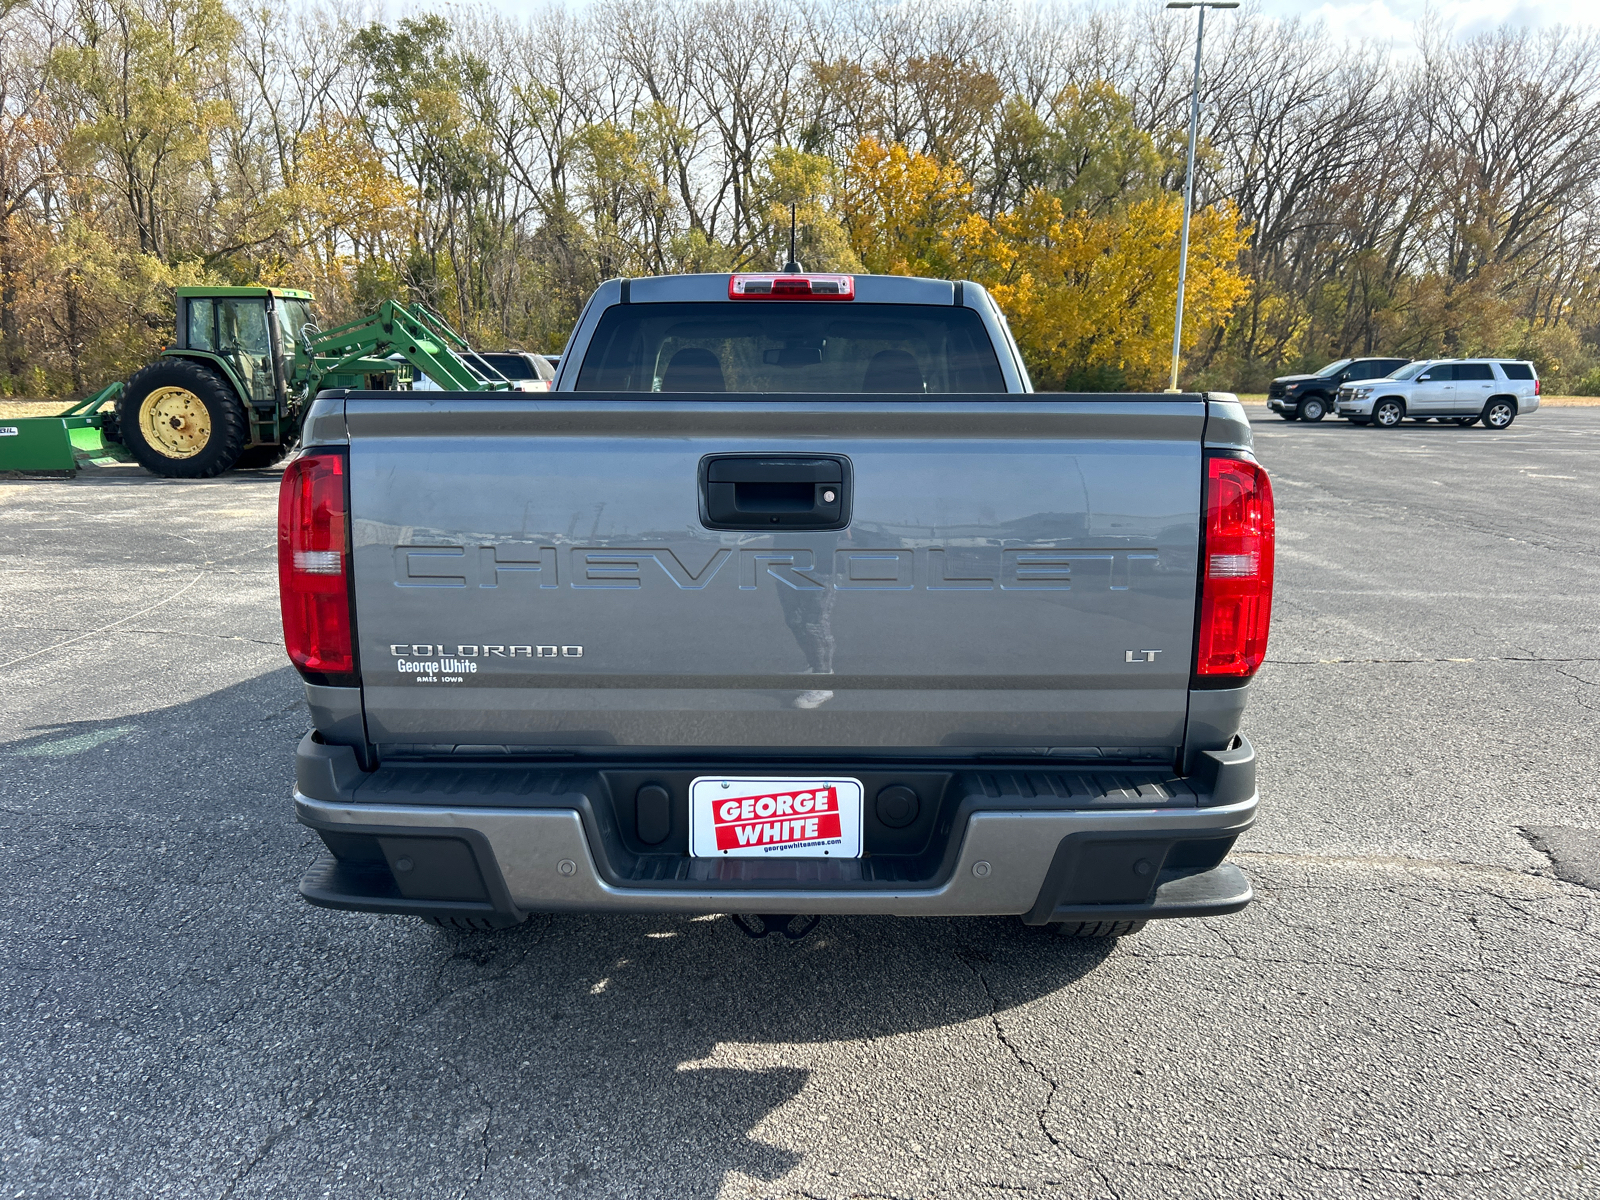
[2,285,514,478]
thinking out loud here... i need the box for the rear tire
[1372,398,1405,428]
[1054,919,1147,939]
[118,358,247,478]
[1481,398,1517,429]
[1299,395,1328,422]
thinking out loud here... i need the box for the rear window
[1456,363,1494,381]
[574,302,1007,393]
[478,353,536,380]
[1499,362,1535,380]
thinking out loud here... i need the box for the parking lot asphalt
[1,409,1596,1200]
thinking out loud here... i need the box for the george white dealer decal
[389,644,583,684]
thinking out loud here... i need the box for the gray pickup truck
[280,271,1274,940]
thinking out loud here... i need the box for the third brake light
[728,274,855,299]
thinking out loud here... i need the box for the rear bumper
[292,740,1259,924]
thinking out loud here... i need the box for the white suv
[1336,359,1540,429]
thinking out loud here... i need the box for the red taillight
[278,449,356,683]
[728,273,855,300]
[1534,378,1541,395]
[1196,456,1275,680]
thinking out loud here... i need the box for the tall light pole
[1165,1,1237,393]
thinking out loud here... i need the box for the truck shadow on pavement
[1,668,1121,1198]
[377,909,1118,1194]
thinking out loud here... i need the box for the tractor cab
[171,287,314,413]
[170,287,393,400]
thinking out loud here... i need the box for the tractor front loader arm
[305,300,512,394]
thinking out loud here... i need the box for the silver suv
[1336,359,1540,429]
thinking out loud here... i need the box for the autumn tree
[839,137,989,278]
[840,131,1248,389]
[988,191,1249,389]
[47,0,243,260]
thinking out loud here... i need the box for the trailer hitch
[731,913,822,941]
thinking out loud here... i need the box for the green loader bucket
[0,417,95,471]
[0,384,128,474]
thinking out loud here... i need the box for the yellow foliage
[753,149,860,273]
[986,191,1251,389]
[296,117,416,255]
[838,138,978,277]
[280,117,418,323]
[839,137,1249,388]
[25,217,209,393]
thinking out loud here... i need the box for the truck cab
[551,273,1032,393]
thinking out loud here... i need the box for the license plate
[688,776,863,858]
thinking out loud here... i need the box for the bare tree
[7,0,1600,394]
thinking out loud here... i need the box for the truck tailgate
[347,395,1204,758]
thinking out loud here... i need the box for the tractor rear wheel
[118,359,248,478]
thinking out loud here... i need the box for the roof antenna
[783,203,803,273]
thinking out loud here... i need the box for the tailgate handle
[700,455,850,530]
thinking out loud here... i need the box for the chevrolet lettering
[395,544,1165,592]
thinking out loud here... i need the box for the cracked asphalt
[2,408,1597,1199]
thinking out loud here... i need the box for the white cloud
[471,0,1600,40]
[1255,0,1597,45]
